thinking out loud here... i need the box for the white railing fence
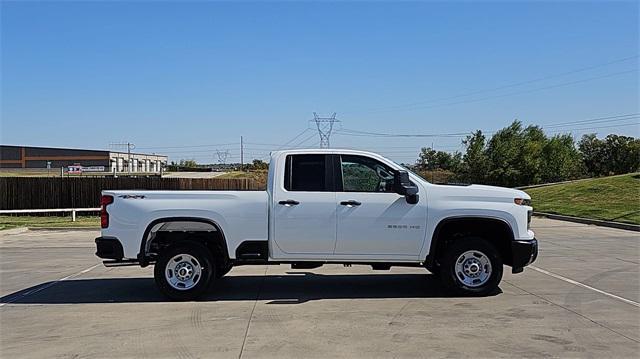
[0,208,100,222]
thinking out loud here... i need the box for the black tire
[438,237,503,296]
[154,241,216,301]
[426,265,440,275]
[216,264,233,278]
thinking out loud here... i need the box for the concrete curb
[27,227,99,231]
[534,212,640,232]
[0,227,29,235]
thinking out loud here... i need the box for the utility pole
[127,142,133,174]
[313,112,339,148]
[431,141,434,183]
[240,136,244,171]
[110,142,135,175]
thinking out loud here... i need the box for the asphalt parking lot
[1,218,638,358]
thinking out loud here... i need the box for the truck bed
[101,190,269,259]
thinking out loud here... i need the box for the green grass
[525,173,640,225]
[0,170,59,177]
[0,215,100,230]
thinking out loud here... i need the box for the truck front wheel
[154,241,216,301]
[438,238,503,296]
[216,263,233,278]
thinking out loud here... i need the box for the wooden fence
[0,177,262,210]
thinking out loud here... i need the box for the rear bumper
[511,238,538,273]
[95,236,124,260]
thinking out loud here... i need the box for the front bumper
[95,236,124,260]
[511,238,538,273]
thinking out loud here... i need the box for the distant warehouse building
[0,145,168,173]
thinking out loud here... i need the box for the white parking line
[0,263,100,307]
[529,265,640,308]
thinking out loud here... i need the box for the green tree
[179,159,198,168]
[485,121,525,187]
[540,134,582,182]
[579,134,640,176]
[603,134,640,174]
[438,122,637,187]
[249,159,269,170]
[519,125,546,185]
[460,130,488,184]
[416,147,462,172]
[578,134,606,176]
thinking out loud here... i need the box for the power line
[136,142,239,150]
[546,122,639,134]
[166,121,637,163]
[336,128,469,138]
[115,114,638,155]
[540,113,639,129]
[351,69,637,115]
[542,117,639,129]
[244,138,313,150]
[334,113,639,140]
[172,153,267,160]
[292,131,320,148]
[242,127,319,152]
[393,69,638,112]
[152,148,241,154]
[352,55,639,114]
[274,128,313,150]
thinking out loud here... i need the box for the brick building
[0,145,167,173]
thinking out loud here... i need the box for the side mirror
[394,170,419,204]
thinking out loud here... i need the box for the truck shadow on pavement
[0,272,501,304]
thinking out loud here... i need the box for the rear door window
[284,154,332,191]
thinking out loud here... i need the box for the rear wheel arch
[139,217,230,268]
[425,216,514,270]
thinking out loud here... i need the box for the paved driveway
[1,218,638,358]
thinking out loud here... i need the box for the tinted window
[284,154,328,191]
[341,155,395,192]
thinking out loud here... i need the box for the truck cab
[96,149,537,300]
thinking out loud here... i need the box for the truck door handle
[340,200,361,206]
[278,199,300,206]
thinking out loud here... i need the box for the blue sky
[1,1,638,163]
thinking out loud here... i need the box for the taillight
[100,195,114,228]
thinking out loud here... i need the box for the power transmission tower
[215,149,229,164]
[313,112,339,148]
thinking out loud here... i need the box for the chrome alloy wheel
[165,254,202,291]
[454,250,492,287]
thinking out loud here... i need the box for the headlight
[514,198,532,206]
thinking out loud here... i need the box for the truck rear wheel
[438,237,503,296]
[154,241,216,301]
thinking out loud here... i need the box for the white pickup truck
[96,149,537,300]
